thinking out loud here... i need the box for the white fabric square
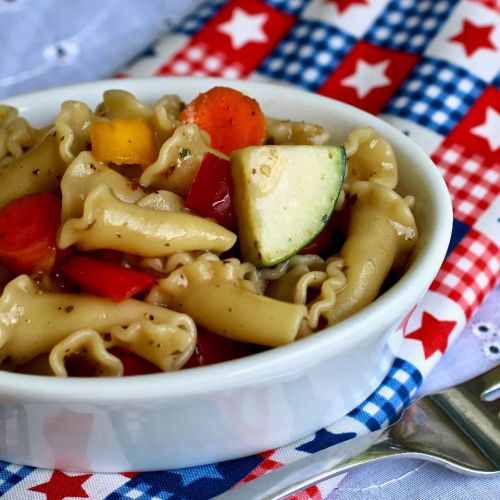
[451,175,466,188]
[458,79,473,93]
[456,256,473,271]
[443,148,460,163]
[443,273,460,287]
[476,272,489,288]
[445,95,461,109]
[488,258,500,274]
[484,170,499,183]
[463,159,480,172]
[362,402,380,416]
[412,101,428,113]
[438,68,454,81]
[471,185,487,197]
[408,80,422,91]
[470,241,485,255]
[426,84,441,98]
[393,369,410,384]
[458,200,474,214]
[379,385,396,400]
[432,110,448,124]
[463,288,476,305]
[424,0,500,81]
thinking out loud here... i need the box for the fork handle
[213,432,410,500]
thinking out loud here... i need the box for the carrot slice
[180,87,266,155]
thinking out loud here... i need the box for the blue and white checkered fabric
[348,358,423,431]
[364,0,456,53]
[384,58,486,135]
[258,20,355,90]
[262,0,310,16]
[0,463,33,495]
[175,0,227,36]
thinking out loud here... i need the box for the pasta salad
[0,86,417,377]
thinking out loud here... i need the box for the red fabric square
[318,41,420,113]
[444,86,500,166]
[157,0,295,78]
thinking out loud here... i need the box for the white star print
[471,107,500,151]
[217,7,268,50]
[341,59,391,99]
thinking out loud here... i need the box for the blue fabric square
[174,0,227,36]
[383,58,487,135]
[491,69,500,90]
[0,462,34,495]
[447,218,470,257]
[365,0,456,53]
[257,20,356,90]
[263,0,310,16]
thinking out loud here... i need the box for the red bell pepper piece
[299,216,337,256]
[60,256,156,302]
[185,153,237,230]
[109,347,160,376]
[183,328,259,368]
[0,192,63,275]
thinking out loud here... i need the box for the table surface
[0,1,498,499]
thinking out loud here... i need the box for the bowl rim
[0,77,453,401]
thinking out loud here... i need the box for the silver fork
[215,365,500,500]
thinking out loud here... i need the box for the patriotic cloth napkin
[1,0,499,498]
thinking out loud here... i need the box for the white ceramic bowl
[0,78,452,472]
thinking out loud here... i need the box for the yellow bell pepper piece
[90,118,158,167]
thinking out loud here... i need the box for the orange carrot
[180,87,266,155]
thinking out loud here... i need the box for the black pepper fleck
[179,148,191,159]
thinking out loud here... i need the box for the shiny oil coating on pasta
[0,89,418,377]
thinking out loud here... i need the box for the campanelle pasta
[0,87,418,377]
[0,274,195,368]
[140,124,226,196]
